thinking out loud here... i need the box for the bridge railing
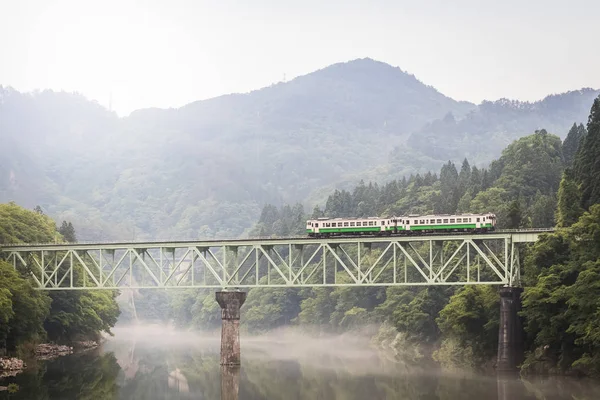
[0,228,555,248]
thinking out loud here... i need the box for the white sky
[1,0,598,116]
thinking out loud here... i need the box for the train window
[350,222,355,226]
[443,219,448,223]
[477,218,480,222]
[450,219,455,223]
[413,220,417,224]
[456,218,461,223]
[315,223,319,227]
[381,221,385,226]
[344,222,349,227]
[369,221,374,226]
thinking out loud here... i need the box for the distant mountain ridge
[407,87,600,164]
[0,59,597,240]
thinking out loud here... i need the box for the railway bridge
[0,228,554,371]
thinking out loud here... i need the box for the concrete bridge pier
[216,291,247,366]
[221,365,240,400]
[497,286,524,372]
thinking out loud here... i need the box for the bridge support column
[497,286,524,372]
[216,291,247,366]
[220,365,240,400]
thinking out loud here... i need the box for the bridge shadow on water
[1,327,599,399]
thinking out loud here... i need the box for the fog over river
[1,324,599,399]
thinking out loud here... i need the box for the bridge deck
[0,229,554,290]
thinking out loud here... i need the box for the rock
[74,340,99,350]
[0,357,26,377]
[0,357,25,371]
[35,343,73,360]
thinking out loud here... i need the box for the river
[1,325,599,399]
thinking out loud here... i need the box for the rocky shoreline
[0,341,99,377]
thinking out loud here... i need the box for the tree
[435,161,459,213]
[563,123,586,166]
[435,286,499,368]
[574,95,600,209]
[556,170,584,227]
[506,200,523,229]
[0,261,51,351]
[0,202,120,350]
[58,220,77,242]
[521,205,600,376]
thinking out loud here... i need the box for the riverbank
[0,341,100,377]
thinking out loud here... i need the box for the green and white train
[306,213,497,237]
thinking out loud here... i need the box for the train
[306,213,497,237]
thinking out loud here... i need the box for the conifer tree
[555,170,584,227]
[562,123,586,166]
[574,96,600,209]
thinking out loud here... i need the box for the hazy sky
[1,0,598,116]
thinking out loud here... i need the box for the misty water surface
[1,325,599,399]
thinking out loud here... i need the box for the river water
[1,325,599,399]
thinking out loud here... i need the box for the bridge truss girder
[1,234,527,290]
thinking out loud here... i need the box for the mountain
[0,59,596,240]
[406,88,600,164]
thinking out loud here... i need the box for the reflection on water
[1,325,599,400]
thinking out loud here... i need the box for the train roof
[309,212,496,221]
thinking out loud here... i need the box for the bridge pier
[221,365,240,400]
[497,286,524,372]
[216,291,246,366]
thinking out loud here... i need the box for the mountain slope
[0,60,597,240]
[406,88,600,164]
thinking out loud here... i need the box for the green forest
[132,95,600,376]
[0,203,120,357]
[2,93,600,377]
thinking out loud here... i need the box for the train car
[306,213,496,237]
[306,217,397,237]
[401,213,496,233]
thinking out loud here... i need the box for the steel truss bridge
[0,230,553,290]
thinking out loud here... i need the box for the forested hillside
[154,94,600,376]
[1,59,597,241]
[0,203,119,355]
[407,89,599,165]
